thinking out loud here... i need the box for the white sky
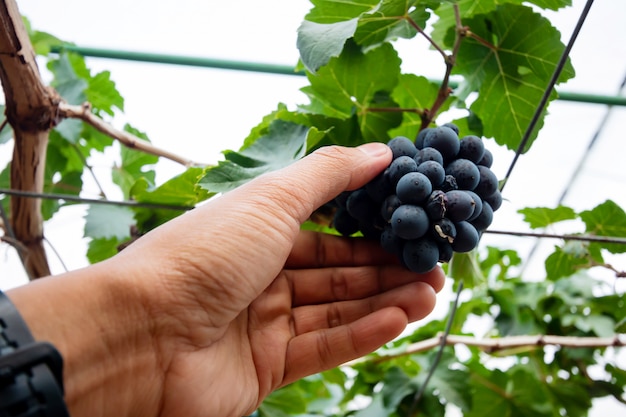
[1,0,625,414]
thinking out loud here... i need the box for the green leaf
[304,0,380,23]
[453,4,575,152]
[448,250,486,288]
[84,204,135,240]
[86,237,121,264]
[198,120,309,193]
[544,242,591,280]
[48,53,88,105]
[258,385,306,417]
[579,200,626,253]
[517,205,577,229]
[300,41,402,141]
[24,16,65,55]
[389,74,449,139]
[86,70,125,116]
[353,1,429,48]
[112,124,158,198]
[297,18,358,73]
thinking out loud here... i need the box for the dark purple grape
[417,147,444,166]
[445,158,480,190]
[396,172,432,204]
[380,194,402,222]
[402,238,439,273]
[415,127,434,150]
[451,221,479,253]
[425,190,447,220]
[474,165,499,199]
[380,226,404,257]
[442,122,460,135]
[359,216,385,240]
[423,126,460,163]
[387,156,418,185]
[334,191,351,208]
[478,148,493,167]
[445,190,476,222]
[440,175,458,192]
[391,204,429,240]
[465,190,483,222]
[416,160,445,187]
[365,172,390,202]
[484,189,502,211]
[458,135,485,163]
[471,201,494,232]
[437,242,453,263]
[388,136,417,159]
[346,188,377,222]
[333,207,360,236]
[431,218,456,244]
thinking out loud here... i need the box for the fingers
[286,231,399,269]
[282,307,409,386]
[291,280,438,335]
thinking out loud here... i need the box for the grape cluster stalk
[333,124,502,273]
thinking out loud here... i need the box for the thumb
[250,143,392,224]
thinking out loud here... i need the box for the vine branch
[346,334,626,366]
[57,102,203,168]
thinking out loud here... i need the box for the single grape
[465,190,483,222]
[414,127,434,150]
[416,160,445,187]
[445,158,480,190]
[425,190,447,220]
[333,207,360,236]
[470,201,494,232]
[442,122,460,135]
[478,148,493,167]
[359,216,385,240]
[458,135,485,163]
[423,126,460,163]
[334,191,351,208]
[380,194,403,222]
[437,241,453,263]
[387,156,418,185]
[365,171,390,202]
[431,218,456,244]
[391,204,429,240]
[402,238,439,273]
[440,175,458,192]
[445,190,476,222]
[451,221,479,253]
[388,136,418,159]
[484,189,503,211]
[396,172,433,204]
[474,165,499,199]
[346,188,377,222]
[417,147,444,166]
[380,225,404,257]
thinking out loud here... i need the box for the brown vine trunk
[0,0,60,278]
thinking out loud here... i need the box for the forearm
[6,258,160,417]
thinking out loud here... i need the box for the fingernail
[357,142,389,157]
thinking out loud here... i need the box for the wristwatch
[0,290,70,417]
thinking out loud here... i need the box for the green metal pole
[50,44,626,107]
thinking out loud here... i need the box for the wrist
[6,259,162,417]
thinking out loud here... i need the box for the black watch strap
[0,291,70,417]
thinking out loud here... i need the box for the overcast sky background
[1,0,625,414]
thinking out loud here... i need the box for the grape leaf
[86,70,124,116]
[198,120,310,193]
[304,0,380,23]
[544,242,591,280]
[579,200,626,254]
[300,41,402,141]
[389,74,452,139]
[453,4,575,152]
[47,53,88,105]
[517,205,577,229]
[112,124,158,198]
[353,1,429,48]
[84,204,135,240]
[86,237,120,264]
[297,18,358,74]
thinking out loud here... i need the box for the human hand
[8,143,445,417]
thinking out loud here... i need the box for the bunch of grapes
[332,123,502,274]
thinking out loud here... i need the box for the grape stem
[420,4,465,130]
